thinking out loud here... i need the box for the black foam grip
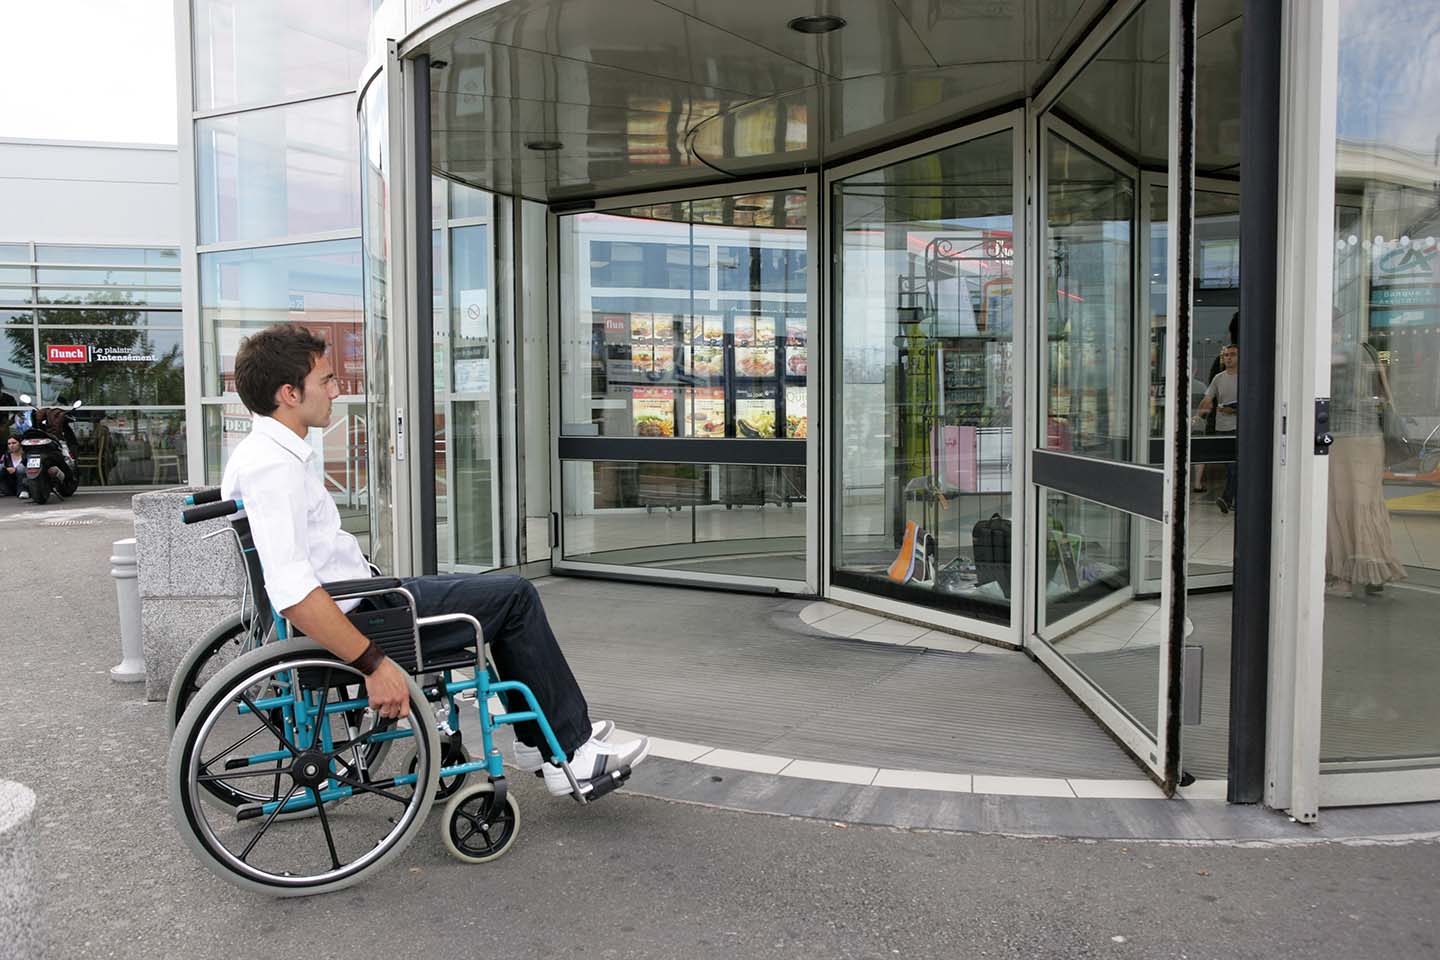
[188,488,223,505]
[181,499,239,524]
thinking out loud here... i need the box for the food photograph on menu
[735,390,777,438]
[632,386,675,437]
[785,385,808,439]
[786,346,808,377]
[651,314,675,343]
[736,347,776,378]
[701,315,725,344]
[755,316,776,346]
[629,313,652,341]
[733,315,754,346]
[687,388,726,438]
[785,317,807,346]
[689,345,723,377]
[631,344,655,372]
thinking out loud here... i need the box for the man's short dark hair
[234,324,328,416]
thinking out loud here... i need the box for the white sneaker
[512,719,614,772]
[541,734,650,797]
[17,490,28,500]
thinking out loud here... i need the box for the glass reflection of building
[0,243,186,486]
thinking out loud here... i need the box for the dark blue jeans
[399,573,592,758]
[1223,461,1238,505]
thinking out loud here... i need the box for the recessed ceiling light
[525,140,563,152]
[788,15,847,34]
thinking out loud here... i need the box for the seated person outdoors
[221,323,648,795]
[1,434,23,497]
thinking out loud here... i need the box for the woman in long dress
[1326,312,1406,596]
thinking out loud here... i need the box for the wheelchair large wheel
[167,612,254,732]
[170,616,396,809]
[169,638,441,897]
[442,782,520,864]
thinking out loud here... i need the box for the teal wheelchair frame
[167,489,632,897]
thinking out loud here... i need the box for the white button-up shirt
[220,415,371,613]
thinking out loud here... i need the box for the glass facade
[191,0,369,111]
[1320,0,1440,769]
[0,243,185,487]
[196,97,362,246]
[188,0,372,547]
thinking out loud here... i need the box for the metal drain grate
[40,517,103,526]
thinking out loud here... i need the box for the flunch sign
[46,344,89,364]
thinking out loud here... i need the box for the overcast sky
[0,1,177,145]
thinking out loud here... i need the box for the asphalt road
[1,492,1436,960]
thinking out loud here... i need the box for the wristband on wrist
[348,639,386,676]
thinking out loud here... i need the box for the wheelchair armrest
[321,577,403,600]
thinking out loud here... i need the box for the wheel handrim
[181,658,435,889]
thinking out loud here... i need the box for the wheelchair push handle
[181,498,243,524]
[184,488,224,506]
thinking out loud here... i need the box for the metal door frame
[1022,0,1196,792]
[821,109,1028,648]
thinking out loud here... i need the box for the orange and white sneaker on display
[888,520,920,582]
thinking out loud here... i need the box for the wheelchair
[167,489,635,897]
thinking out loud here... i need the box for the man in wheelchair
[221,323,649,797]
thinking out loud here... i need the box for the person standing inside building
[1326,310,1406,597]
[1194,343,1239,513]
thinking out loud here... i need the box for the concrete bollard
[110,537,144,682]
[0,781,41,959]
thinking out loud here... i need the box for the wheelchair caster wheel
[407,739,470,801]
[442,782,520,864]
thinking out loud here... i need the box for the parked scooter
[16,395,82,504]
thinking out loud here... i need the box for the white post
[110,537,144,682]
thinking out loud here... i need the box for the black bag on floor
[972,513,1012,598]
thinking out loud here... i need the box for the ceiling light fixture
[787,14,847,34]
[429,59,448,69]
[525,140,563,152]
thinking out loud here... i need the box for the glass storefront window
[0,329,38,405]
[199,239,365,397]
[832,130,1016,621]
[35,266,180,287]
[192,0,368,111]
[196,96,361,245]
[37,309,183,327]
[36,288,181,308]
[202,402,370,550]
[38,327,184,406]
[1044,132,1135,462]
[561,460,807,581]
[65,409,188,486]
[0,245,29,284]
[34,246,178,266]
[1320,0,1440,766]
[560,195,808,442]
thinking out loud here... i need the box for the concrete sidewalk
[2,492,1439,960]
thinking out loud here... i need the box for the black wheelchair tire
[442,781,521,864]
[168,638,441,897]
[168,612,251,733]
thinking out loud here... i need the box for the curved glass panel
[1320,0,1440,766]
